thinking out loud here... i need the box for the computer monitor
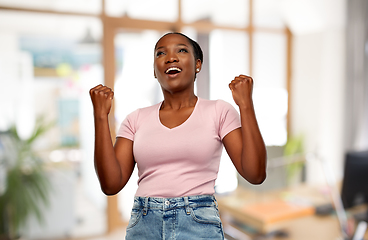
[341,150,368,221]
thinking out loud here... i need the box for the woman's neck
[161,92,197,110]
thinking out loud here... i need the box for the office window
[114,31,162,126]
[0,0,101,14]
[0,11,102,43]
[0,0,293,232]
[253,32,288,146]
[209,30,249,193]
[105,0,178,22]
[209,30,249,103]
[254,0,285,28]
[113,30,164,221]
[0,10,106,237]
[181,0,248,28]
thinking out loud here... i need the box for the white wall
[285,0,347,182]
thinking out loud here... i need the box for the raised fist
[89,84,114,117]
[229,75,254,108]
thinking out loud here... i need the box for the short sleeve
[216,100,241,140]
[116,109,139,141]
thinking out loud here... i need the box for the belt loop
[143,197,149,216]
[184,196,190,215]
[214,198,218,208]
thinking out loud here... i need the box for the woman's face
[154,34,201,94]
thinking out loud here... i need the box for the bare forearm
[93,115,122,194]
[239,105,267,184]
[228,75,267,184]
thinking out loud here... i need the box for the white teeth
[165,67,182,74]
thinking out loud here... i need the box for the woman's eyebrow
[177,43,189,48]
[155,43,189,51]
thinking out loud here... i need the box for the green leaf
[0,115,54,237]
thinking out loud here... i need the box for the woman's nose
[165,52,178,63]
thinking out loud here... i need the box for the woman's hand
[228,75,254,108]
[89,84,114,118]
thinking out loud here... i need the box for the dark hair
[155,32,203,64]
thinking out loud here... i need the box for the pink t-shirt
[116,97,241,198]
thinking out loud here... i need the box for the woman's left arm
[223,74,267,184]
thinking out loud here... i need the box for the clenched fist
[229,75,254,108]
[89,84,114,117]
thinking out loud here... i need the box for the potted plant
[284,134,305,186]
[0,117,53,239]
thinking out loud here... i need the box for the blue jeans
[125,195,224,240]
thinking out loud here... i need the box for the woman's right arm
[90,84,135,195]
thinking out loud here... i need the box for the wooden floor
[81,228,126,240]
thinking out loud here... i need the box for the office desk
[217,185,368,240]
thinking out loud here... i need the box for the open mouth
[165,67,182,75]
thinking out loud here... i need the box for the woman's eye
[179,49,188,53]
[156,51,164,57]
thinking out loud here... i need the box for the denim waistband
[133,195,218,215]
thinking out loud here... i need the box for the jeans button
[165,200,170,206]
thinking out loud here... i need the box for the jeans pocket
[126,208,143,229]
[190,206,222,226]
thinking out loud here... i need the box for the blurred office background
[0,0,367,239]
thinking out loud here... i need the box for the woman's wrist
[94,112,109,122]
[237,100,254,112]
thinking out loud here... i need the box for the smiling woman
[89,32,267,239]
[153,33,202,96]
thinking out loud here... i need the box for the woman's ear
[195,59,202,73]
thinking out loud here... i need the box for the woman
[89,32,267,239]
